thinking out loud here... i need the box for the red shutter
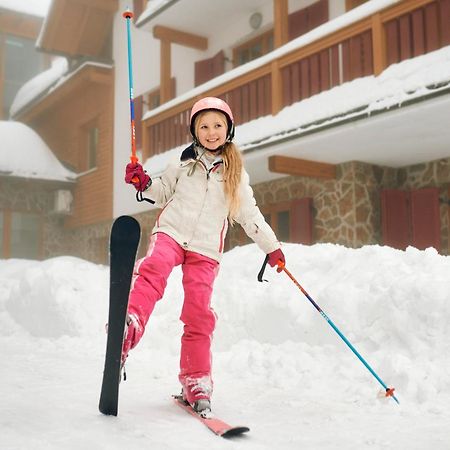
[410,188,441,250]
[381,190,410,250]
[308,0,328,30]
[289,0,328,40]
[288,7,308,40]
[440,0,450,46]
[290,198,313,244]
[194,50,225,87]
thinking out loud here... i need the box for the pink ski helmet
[190,97,235,142]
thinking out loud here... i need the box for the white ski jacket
[145,145,280,262]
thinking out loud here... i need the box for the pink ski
[173,395,249,438]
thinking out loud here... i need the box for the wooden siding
[29,70,114,229]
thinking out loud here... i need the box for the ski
[173,395,250,438]
[99,215,140,416]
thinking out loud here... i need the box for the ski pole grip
[276,260,285,273]
[130,155,139,184]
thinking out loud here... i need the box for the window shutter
[290,198,313,244]
[308,0,329,30]
[381,189,410,250]
[194,50,225,87]
[410,187,441,250]
[289,0,328,40]
[289,8,309,40]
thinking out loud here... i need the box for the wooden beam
[371,13,386,76]
[271,60,282,116]
[153,25,208,50]
[268,155,336,179]
[160,40,172,104]
[273,0,289,48]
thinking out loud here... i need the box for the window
[0,212,3,256]
[233,31,274,67]
[145,78,176,112]
[2,34,44,118]
[79,121,99,172]
[262,199,313,244]
[277,210,290,242]
[1,210,42,259]
[87,126,98,170]
[228,198,312,250]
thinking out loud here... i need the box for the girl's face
[195,111,228,151]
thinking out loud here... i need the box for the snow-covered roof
[0,0,51,17]
[0,121,75,182]
[10,58,68,118]
[10,59,113,118]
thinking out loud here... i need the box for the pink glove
[125,162,151,192]
[268,248,285,268]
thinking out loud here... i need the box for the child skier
[124,96,284,414]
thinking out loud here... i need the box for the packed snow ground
[1,243,449,449]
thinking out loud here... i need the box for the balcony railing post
[271,60,283,116]
[274,0,289,48]
[372,13,387,75]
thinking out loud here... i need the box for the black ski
[99,215,140,416]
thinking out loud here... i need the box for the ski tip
[221,426,250,438]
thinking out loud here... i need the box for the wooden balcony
[142,0,450,160]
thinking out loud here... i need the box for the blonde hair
[222,142,243,223]
[194,111,243,223]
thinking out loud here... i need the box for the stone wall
[228,157,450,255]
[5,156,449,263]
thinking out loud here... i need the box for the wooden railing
[142,0,450,158]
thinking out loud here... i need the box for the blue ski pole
[122,9,138,170]
[277,261,399,404]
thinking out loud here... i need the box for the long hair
[222,142,243,223]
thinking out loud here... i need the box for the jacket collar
[180,144,196,162]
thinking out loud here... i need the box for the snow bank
[0,121,75,181]
[1,243,449,408]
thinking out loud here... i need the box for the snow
[1,242,449,449]
[0,121,75,182]
[0,0,51,17]
[9,58,68,118]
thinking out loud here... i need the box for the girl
[124,97,285,414]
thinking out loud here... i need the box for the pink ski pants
[127,232,219,383]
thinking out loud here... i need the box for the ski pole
[123,9,139,182]
[276,260,399,404]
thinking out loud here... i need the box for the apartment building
[7,0,450,262]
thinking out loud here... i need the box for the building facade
[5,0,450,262]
